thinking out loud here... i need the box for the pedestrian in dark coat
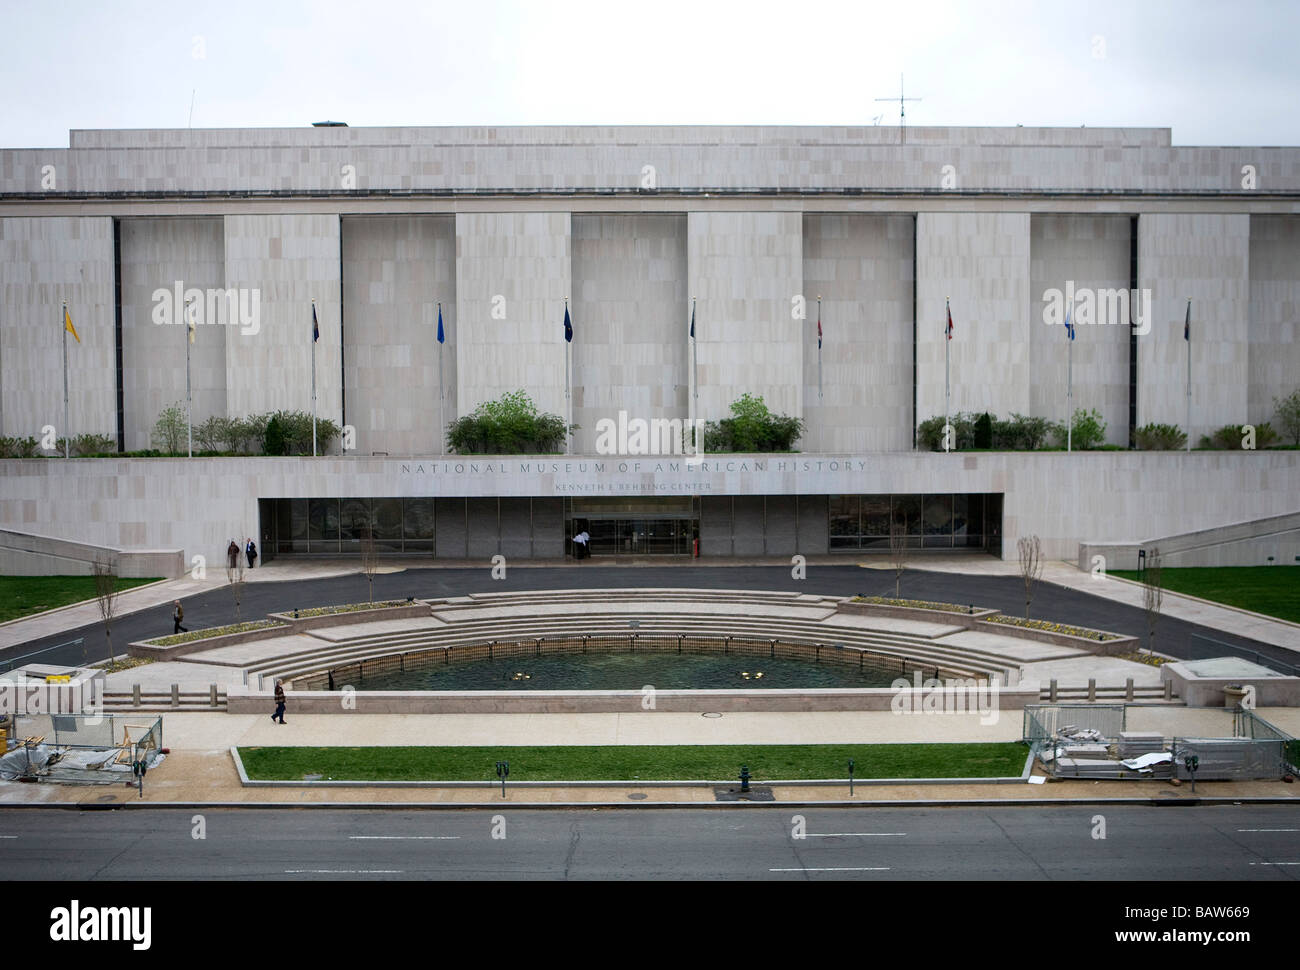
[273,680,287,724]
[172,600,187,634]
[246,537,258,568]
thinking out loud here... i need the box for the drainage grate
[628,792,648,800]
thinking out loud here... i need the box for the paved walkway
[4,555,1296,658]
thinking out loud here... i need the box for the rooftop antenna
[875,73,920,126]
[188,89,196,128]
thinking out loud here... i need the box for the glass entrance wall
[829,493,1002,552]
[565,496,700,556]
[267,497,436,554]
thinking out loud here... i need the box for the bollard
[739,765,751,793]
[1164,680,1173,701]
[1125,678,1134,702]
[171,684,180,708]
[209,684,218,708]
[132,683,141,706]
[1087,678,1096,702]
[1049,679,1057,702]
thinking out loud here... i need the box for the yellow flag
[64,307,81,344]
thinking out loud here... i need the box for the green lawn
[0,575,160,624]
[1110,566,1300,624]
[237,742,1029,782]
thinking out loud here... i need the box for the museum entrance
[565,496,700,557]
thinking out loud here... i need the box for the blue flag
[1184,300,1190,342]
[1064,304,1075,341]
[437,304,445,344]
[564,305,572,343]
[689,303,695,339]
[312,304,319,343]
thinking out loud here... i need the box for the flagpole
[437,301,444,456]
[1067,299,1073,453]
[691,297,698,454]
[61,301,70,459]
[1185,297,1191,453]
[311,298,318,457]
[185,297,193,459]
[817,296,823,402]
[944,297,950,453]
[564,298,571,456]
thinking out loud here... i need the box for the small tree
[1142,546,1164,653]
[889,514,909,598]
[91,559,120,666]
[1017,534,1043,619]
[151,401,187,454]
[1274,389,1300,446]
[359,518,379,604]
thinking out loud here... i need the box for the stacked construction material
[1118,731,1165,759]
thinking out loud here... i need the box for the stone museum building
[0,123,1297,573]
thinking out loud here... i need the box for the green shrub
[1053,408,1107,450]
[263,414,288,456]
[1274,389,1300,446]
[195,415,231,452]
[973,412,993,448]
[918,412,976,451]
[703,393,804,452]
[447,390,573,454]
[0,436,40,458]
[151,401,186,454]
[1134,423,1187,450]
[1199,422,1280,450]
[994,413,1054,450]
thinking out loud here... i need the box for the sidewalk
[4,708,1295,808]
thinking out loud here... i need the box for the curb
[2,796,1297,811]
[228,746,1038,789]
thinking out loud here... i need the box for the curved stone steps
[280,611,1028,671]
[255,616,1001,683]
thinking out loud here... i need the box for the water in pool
[342,651,905,691]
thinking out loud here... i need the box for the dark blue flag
[564,305,572,343]
[689,303,695,339]
[312,304,319,343]
[437,304,445,344]
[1184,300,1190,342]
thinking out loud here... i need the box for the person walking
[172,600,187,634]
[272,680,287,724]
[246,537,258,569]
[226,538,239,570]
[573,530,589,561]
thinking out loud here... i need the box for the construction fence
[0,714,163,785]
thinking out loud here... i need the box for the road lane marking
[286,869,404,874]
[1248,862,1300,866]
[770,867,891,872]
[0,836,17,839]
[805,833,906,837]
[348,836,460,840]
[1238,829,1300,832]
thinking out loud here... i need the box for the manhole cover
[713,786,775,802]
[96,795,117,803]
[701,712,723,719]
[628,793,648,800]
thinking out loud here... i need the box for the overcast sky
[1,0,1297,148]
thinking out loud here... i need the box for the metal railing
[1188,633,1300,676]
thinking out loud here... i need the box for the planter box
[975,619,1135,656]
[129,623,292,662]
[268,602,431,632]
[838,599,998,630]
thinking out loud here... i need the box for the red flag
[946,300,953,341]
[817,306,822,350]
